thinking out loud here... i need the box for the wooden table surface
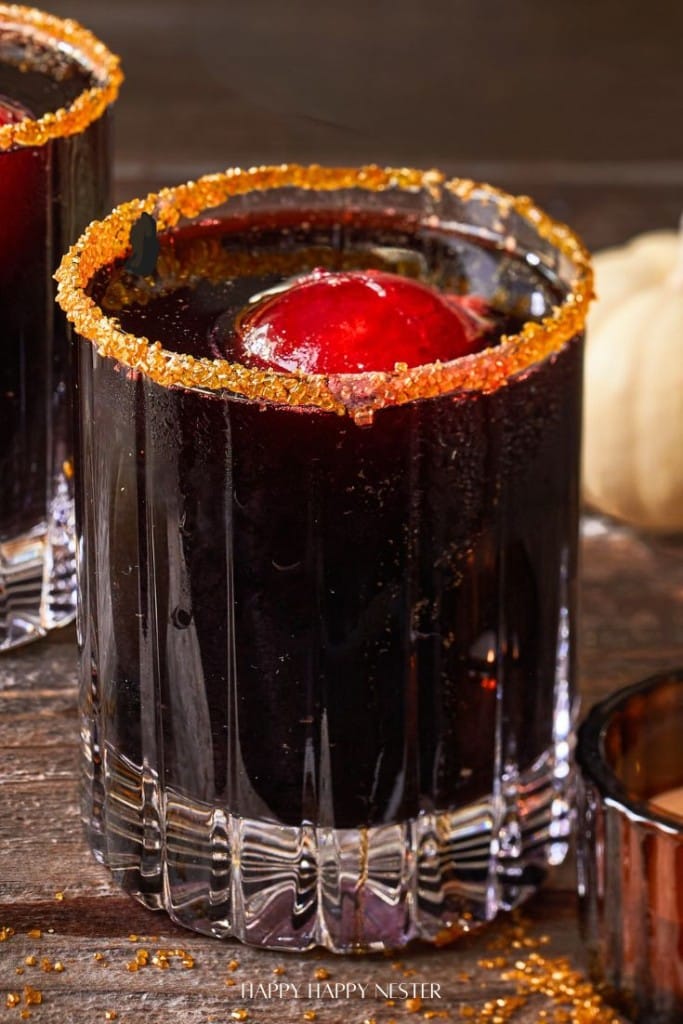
[2,520,682,1023]
[2,2,683,1019]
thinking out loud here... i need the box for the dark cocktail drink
[57,166,592,951]
[0,6,121,649]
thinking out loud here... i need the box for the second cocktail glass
[56,165,592,951]
[0,5,121,649]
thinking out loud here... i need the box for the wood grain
[39,0,683,175]
[2,523,681,1022]
[2,5,683,1009]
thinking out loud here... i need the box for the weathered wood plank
[1,3,681,1014]
[3,525,679,1021]
[0,894,623,1023]
[36,0,683,183]
[0,747,77,786]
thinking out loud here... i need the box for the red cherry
[0,96,48,265]
[233,269,492,374]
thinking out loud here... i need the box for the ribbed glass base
[85,742,572,953]
[0,483,76,651]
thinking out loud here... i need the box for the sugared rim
[55,164,593,421]
[577,668,683,835]
[0,4,122,151]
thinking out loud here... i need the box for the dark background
[49,0,682,248]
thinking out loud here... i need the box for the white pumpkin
[582,226,683,533]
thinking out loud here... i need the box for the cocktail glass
[577,669,683,1023]
[56,165,592,951]
[0,4,121,650]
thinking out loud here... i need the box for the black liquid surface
[79,214,582,829]
[92,211,558,363]
[0,33,94,118]
[0,51,110,538]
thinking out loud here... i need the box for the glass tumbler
[0,5,121,650]
[577,669,683,1023]
[56,166,592,951]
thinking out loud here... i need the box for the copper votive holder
[577,668,683,1023]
